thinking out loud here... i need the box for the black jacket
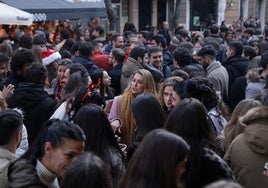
[228,76,247,112]
[109,64,123,96]
[183,148,235,188]
[0,72,23,90]
[224,55,249,91]
[7,82,57,144]
[72,56,99,75]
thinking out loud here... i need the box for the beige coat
[224,106,268,188]
[0,148,17,188]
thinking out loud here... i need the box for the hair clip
[80,78,101,105]
[89,78,101,91]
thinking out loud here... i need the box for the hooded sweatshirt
[7,82,56,144]
[224,106,268,188]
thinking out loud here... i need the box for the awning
[3,0,106,22]
[0,2,33,25]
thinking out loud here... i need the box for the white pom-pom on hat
[42,49,61,66]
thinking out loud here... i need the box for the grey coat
[120,57,143,93]
[206,60,229,102]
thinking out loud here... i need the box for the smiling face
[54,35,62,44]
[113,36,124,48]
[150,51,163,69]
[131,73,144,95]
[57,65,67,80]
[225,33,233,42]
[42,138,84,178]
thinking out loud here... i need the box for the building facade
[113,0,268,32]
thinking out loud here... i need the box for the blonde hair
[158,76,183,107]
[119,69,157,145]
[123,69,157,95]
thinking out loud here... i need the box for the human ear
[15,130,22,143]
[137,57,142,63]
[44,142,53,156]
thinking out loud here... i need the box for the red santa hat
[42,49,61,66]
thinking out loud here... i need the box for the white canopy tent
[0,2,33,25]
[3,0,106,22]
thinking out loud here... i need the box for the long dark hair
[132,93,166,141]
[90,69,114,100]
[165,98,216,185]
[73,104,124,161]
[61,152,112,188]
[67,86,104,120]
[119,129,190,188]
[165,97,215,147]
[63,63,89,101]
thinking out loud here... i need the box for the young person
[8,119,85,187]
[119,129,189,188]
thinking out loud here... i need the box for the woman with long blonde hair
[109,69,157,146]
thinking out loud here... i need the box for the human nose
[132,80,137,86]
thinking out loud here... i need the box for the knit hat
[33,34,46,45]
[42,49,61,66]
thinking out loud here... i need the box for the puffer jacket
[224,106,268,188]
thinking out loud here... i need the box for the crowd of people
[0,18,268,188]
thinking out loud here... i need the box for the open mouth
[132,87,137,91]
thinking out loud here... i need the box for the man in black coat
[158,21,171,46]
[109,48,125,96]
[72,41,99,75]
[7,63,57,145]
[224,41,249,109]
